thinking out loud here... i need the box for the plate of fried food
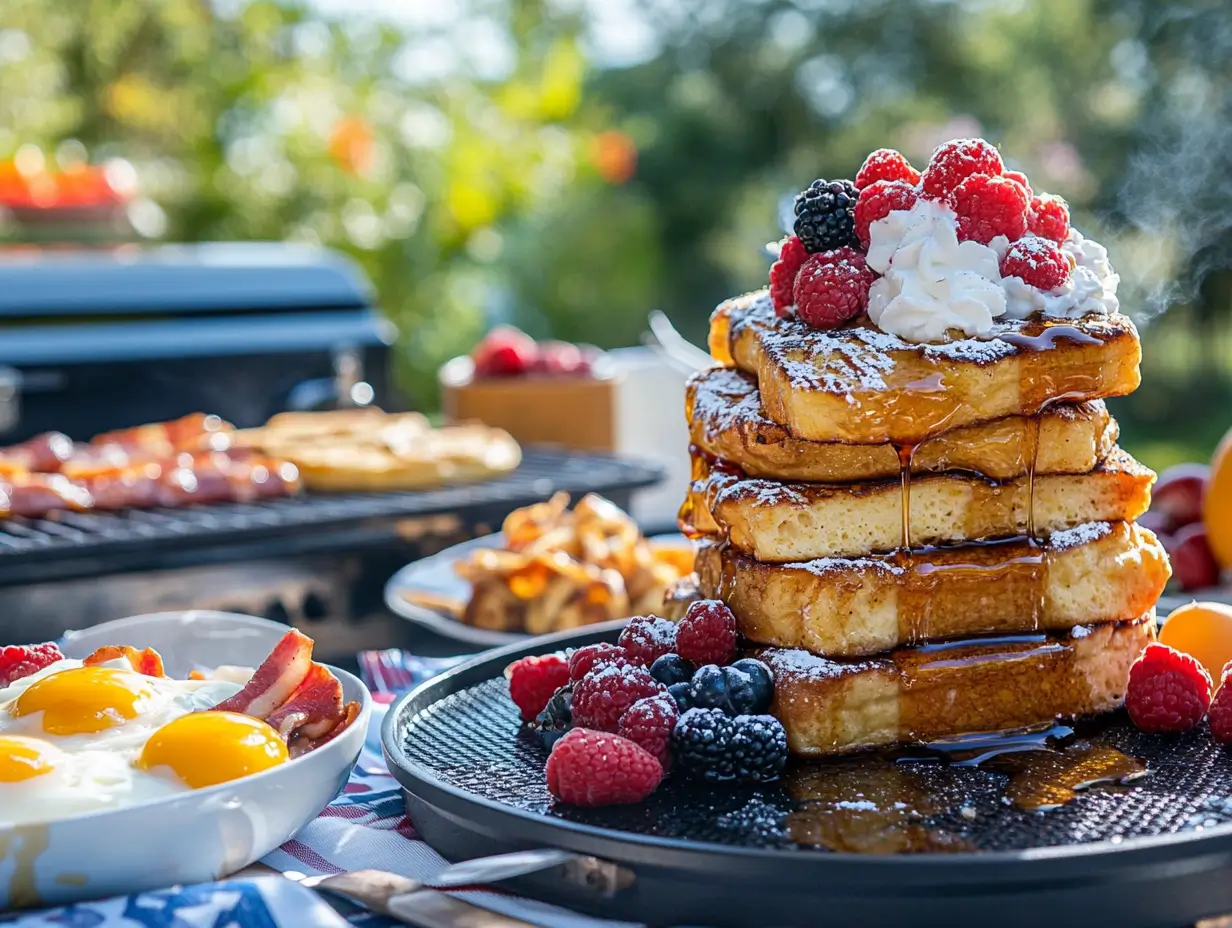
[0,610,369,909]
[385,492,696,646]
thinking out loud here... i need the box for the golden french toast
[688,367,1117,483]
[708,291,1141,445]
[697,522,1169,657]
[693,446,1155,562]
[760,617,1155,756]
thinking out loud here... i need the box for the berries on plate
[507,653,570,721]
[792,250,874,331]
[728,714,789,782]
[617,616,678,667]
[769,235,809,317]
[1028,193,1070,243]
[1207,663,1232,744]
[676,599,739,665]
[1003,169,1033,199]
[532,683,574,750]
[618,693,680,768]
[568,643,630,682]
[1125,642,1212,734]
[688,664,770,716]
[854,148,921,190]
[673,708,788,783]
[854,180,919,248]
[471,326,539,378]
[793,179,859,253]
[667,681,692,712]
[730,658,775,713]
[0,643,63,687]
[999,237,1070,291]
[921,137,1004,200]
[649,653,694,687]
[571,663,664,732]
[951,174,1030,244]
[546,728,664,806]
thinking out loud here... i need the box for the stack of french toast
[680,140,1172,756]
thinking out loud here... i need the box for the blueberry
[688,664,729,711]
[650,653,694,687]
[667,681,692,712]
[730,658,774,713]
[687,664,767,716]
[533,684,573,750]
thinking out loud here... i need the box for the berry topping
[854,180,919,248]
[793,250,875,331]
[729,658,775,713]
[649,653,695,687]
[617,616,678,667]
[471,326,539,378]
[618,693,680,768]
[729,714,789,782]
[999,237,1070,291]
[688,664,768,716]
[1125,642,1212,734]
[507,653,571,722]
[951,174,1030,244]
[532,683,574,750]
[546,728,663,806]
[667,681,692,712]
[673,708,738,781]
[921,137,1004,200]
[568,643,630,682]
[854,148,921,190]
[1208,663,1232,744]
[1003,170,1033,199]
[571,664,664,732]
[1028,193,1071,244]
[793,179,859,253]
[676,599,738,665]
[769,235,809,317]
[0,643,63,687]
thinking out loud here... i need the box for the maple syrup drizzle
[895,443,917,550]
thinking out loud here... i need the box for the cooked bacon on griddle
[83,645,166,677]
[4,475,93,517]
[211,628,314,719]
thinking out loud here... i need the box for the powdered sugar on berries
[1002,228,1120,321]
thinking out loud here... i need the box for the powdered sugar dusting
[1049,521,1113,551]
[1071,625,1093,639]
[763,647,878,682]
[799,555,903,578]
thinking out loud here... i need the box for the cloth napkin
[3,652,634,928]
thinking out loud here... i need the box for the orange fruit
[1158,601,1232,683]
[1203,427,1232,569]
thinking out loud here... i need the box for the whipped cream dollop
[864,198,1120,343]
[865,198,1007,342]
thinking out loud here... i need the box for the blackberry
[688,664,762,716]
[729,714,788,782]
[532,683,573,750]
[650,653,694,687]
[673,708,738,781]
[667,681,693,712]
[730,658,774,713]
[793,179,859,253]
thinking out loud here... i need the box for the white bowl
[0,611,371,910]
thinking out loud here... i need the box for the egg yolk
[0,736,58,782]
[12,667,153,735]
[138,712,289,789]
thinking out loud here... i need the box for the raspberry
[1208,662,1232,744]
[676,599,738,665]
[951,174,1030,244]
[1028,193,1070,243]
[471,326,538,378]
[793,250,874,330]
[793,179,859,253]
[999,237,1070,291]
[617,616,678,667]
[921,137,1004,200]
[769,235,808,317]
[568,643,630,682]
[1004,170,1033,199]
[506,653,570,722]
[854,180,919,248]
[0,643,63,687]
[571,664,664,731]
[1125,643,1212,734]
[854,148,921,190]
[618,694,679,768]
[545,728,663,806]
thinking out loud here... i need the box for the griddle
[382,623,1232,928]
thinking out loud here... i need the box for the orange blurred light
[590,130,637,185]
[329,116,375,177]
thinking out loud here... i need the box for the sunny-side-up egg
[0,658,289,825]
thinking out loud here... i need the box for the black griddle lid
[0,243,373,316]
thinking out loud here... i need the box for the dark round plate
[382,623,1232,928]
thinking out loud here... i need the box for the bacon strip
[83,645,166,677]
[211,629,314,718]
[288,701,361,758]
[265,663,345,740]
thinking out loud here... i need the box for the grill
[384,624,1232,928]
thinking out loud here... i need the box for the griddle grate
[399,675,1232,853]
[0,449,661,584]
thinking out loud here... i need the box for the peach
[1205,429,1232,569]
[1165,523,1221,592]
[1159,601,1232,683]
[1151,463,1209,533]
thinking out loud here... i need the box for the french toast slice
[688,367,1117,482]
[708,291,1141,444]
[759,617,1155,756]
[693,447,1155,561]
[697,522,1169,657]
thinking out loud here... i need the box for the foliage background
[1,0,1230,468]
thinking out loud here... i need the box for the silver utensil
[645,310,714,372]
